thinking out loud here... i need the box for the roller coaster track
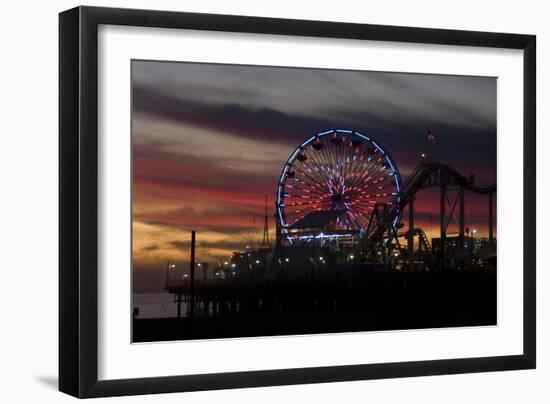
[368,160,496,247]
[396,227,432,251]
[403,161,496,196]
[416,228,431,251]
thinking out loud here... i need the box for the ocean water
[133,293,187,319]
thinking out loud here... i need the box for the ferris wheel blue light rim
[276,128,403,243]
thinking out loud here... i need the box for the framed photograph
[59,6,536,398]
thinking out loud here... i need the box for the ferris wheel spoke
[327,135,343,176]
[350,214,368,230]
[289,161,323,186]
[346,150,377,190]
[291,170,326,192]
[309,143,335,185]
[293,187,328,199]
[296,170,329,190]
[292,167,328,191]
[346,165,370,191]
[318,138,338,175]
[293,150,332,185]
[287,193,330,205]
[341,144,360,185]
[299,152,334,186]
[286,198,331,208]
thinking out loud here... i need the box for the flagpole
[427,129,438,161]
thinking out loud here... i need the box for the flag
[426,129,437,145]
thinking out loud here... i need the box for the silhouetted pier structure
[137,263,496,342]
[134,151,498,342]
[160,157,497,321]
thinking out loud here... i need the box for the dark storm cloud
[198,238,250,251]
[132,84,355,147]
[133,85,495,184]
[141,244,161,252]
[139,218,256,235]
[139,238,253,254]
[133,140,278,194]
[132,61,495,130]
[168,240,188,250]
[141,220,188,231]
[132,61,496,185]
[132,82,495,149]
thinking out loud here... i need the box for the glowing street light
[166,261,176,284]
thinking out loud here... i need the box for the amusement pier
[134,129,496,342]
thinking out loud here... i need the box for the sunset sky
[132,60,496,292]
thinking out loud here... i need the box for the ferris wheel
[276,129,402,242]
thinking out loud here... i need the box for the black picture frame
[59,6,536,398]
